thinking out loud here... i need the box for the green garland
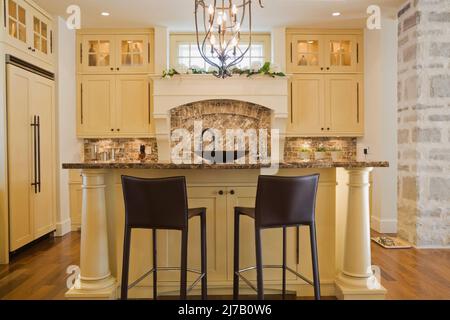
[162,62,285,78]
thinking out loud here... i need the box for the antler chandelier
[194,0,264,78]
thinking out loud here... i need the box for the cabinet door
[289,75,325,136]
[226,187,297,282]
[324,35,359,72]
[78,75,115,136]
[81,35,116,73]
[288,35,325,73]
[31,13,53,63]
[5,0,28,49]
[6,64,34,251]
[115,35,150,73]
[115,75,152,136]
[325,74,364,135]
[30,73,55,238]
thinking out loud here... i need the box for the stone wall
[397,0,450,246]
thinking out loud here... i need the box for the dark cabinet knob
[110,67,114,71]
[321,128,324,131]
[116,68,120,71]
[117,129,120,132]
[320,67,324,70]
[111,129,114,132]
[327,128,330,131]
[230,190,235,195]
[218,190,224,195]
[326,67,330,70]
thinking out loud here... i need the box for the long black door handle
[296,226,300,265]
[30,116,38,193]
[37,115,41,193]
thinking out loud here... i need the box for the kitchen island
[62,161,389,300]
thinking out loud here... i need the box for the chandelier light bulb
[230,37,238,47]
[208,4,214,15]
[232,4,238,15]
[234,22,241,32]
[222,11,228,22]
[209,34,216,45]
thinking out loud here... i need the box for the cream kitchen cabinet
[77,30,154,74]
[288,74,364,137]
[7,61,56,251]
[77,74,154,138]
[286,29,363,74]
[2,0,53,65]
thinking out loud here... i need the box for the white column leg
[66,170,117,299]
[335,167,387,300]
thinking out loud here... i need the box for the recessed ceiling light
[332,12,341,17]
[101,12,110,16]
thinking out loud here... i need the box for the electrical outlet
[145,147,152,155]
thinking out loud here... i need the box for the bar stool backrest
[121,176,189,230]
[255,174,320,228]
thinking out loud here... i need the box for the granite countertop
[62,161,389,170]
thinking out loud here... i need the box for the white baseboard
[371,216,397,234]
[55,218,72,237]
[413,244,450,249]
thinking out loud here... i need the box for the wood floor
[0,231,449,300]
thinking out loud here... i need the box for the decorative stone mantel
[150,75,289,162]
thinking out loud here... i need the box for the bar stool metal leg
[153,229,158,300]
[255,227,264,300]
[282,227,287,300]
[180,229,188,300]
[121,227,131,300]
[200,210,207,300]
[233,209,240,300]
[310,224,321,300]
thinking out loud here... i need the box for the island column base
[66,277,117,300]
[335,273,386,300]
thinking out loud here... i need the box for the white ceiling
[34,0,404,31]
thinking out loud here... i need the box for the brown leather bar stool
[233,174,321,300]
[120,176,207,300]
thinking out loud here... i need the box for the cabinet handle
[50,31,53,54]
[117,129,120,132]
[37,116,41,193]
[148,83,151,124]
[290,82,293,124]
[357,43,359,64]
[116,68,120,71]
[320,67,324,71]
[357,82,360,123]
[31,116,38,194]
[218,190,224,195]
[326,67,330,70]
[327,128,330,131]
[110,67,114,71]
[290,42,293,63]
[3,0,6,28]
[80,43,83,64]
[321,128,324,131]
[111,129,114,132]
[230,190,235,195]
[80,83,84,124]
[148,42,151,64]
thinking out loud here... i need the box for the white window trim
[169,32,271,69]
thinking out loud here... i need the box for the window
[170,33,271,70]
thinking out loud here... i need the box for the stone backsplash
[83,137,357,163]
[284,137,357,161]
[84,138,158,162]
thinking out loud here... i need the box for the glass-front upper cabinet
[287,31,362,73]
[81,36,115,73]
[325,35,359,72]
[4,0,54,64]
[289,35,325,73]
[6,0,27,44]
[79,33,153,73]
[116,35,150,73]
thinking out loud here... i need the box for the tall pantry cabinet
[7,60,56,251]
